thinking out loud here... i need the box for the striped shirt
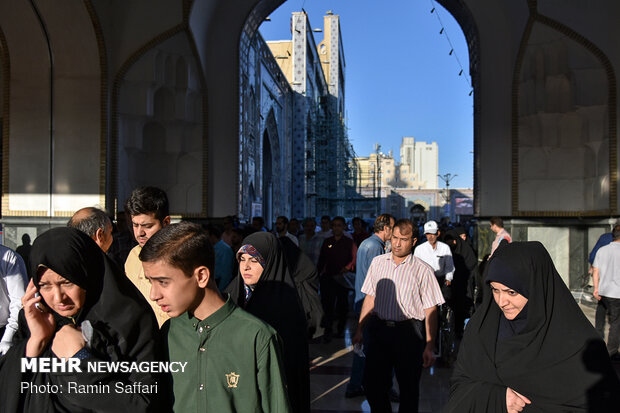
[361,252,445,321]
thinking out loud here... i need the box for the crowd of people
[0,186,618,412]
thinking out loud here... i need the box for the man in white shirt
[275,216,299,246]
[0,244,27,354]
[593,224,620,358]
[414,220,454,287]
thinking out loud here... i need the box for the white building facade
[399,137,438,189]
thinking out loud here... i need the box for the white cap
[424,220,438,234]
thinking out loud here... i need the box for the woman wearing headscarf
[444,229,478,337]
[278,236,323,338]
[443,241,620,413]
[227,232,310,413]
[0,227,165,413]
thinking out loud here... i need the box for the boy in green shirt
[140,222,291,413]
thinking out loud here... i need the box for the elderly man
[414,220,454,287]
[67,207,114,253]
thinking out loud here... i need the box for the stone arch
[264,108,281,183]
[240,0,480,216]
[262,108,282,220]
[0,1,106,217]
[114,30,206,216]
[513,5,617,215]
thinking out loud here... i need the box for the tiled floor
[308,302,619,413]
[308,325,452,413]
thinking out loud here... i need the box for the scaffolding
[306,95,358,217]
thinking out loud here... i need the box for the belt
[374,316,418,327]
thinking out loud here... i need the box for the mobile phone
[34,292,47,312]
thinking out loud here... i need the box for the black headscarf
[446,228,478,299]
[444,241,620,412]
[30,227,105,328]
[485,256,530,341]
[227,232,310,413]
[0,227,164,413]
[278,236,324,338]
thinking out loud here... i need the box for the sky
[259,0,474,189]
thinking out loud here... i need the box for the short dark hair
[67,207,111,238]
[373,214,394,233]
[490,217,504,228]
[613,225,620,241]
[252,216,264,225]
[204,224,222,239]
[125,187,169,222]
[394,218,418,240]
[276,216,289,225]
[332,216,346,225]
[303,217,316,226]
[140,221,214,277]
[320,215,331,221]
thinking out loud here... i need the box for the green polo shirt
[162,296,291,413]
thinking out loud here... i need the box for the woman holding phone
[0,227,166,412]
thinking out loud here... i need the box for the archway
[241,0,479,221]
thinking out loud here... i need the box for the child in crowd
[140,221,291,413]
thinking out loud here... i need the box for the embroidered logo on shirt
[226,372,240,388]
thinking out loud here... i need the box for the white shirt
[593,241,620,299]
[413,240,455,282]
[0,245,27,345]
[283,232,299,247]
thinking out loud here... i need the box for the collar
[386,252,414,265]
[370,233,385,247]
[183,294,237,332]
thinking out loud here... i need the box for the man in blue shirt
[346,213,394,398]
[206,224,235,291]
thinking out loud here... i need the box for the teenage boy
[140,222,291,413]
[124,186,171,325]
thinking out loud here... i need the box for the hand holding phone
[22,279,56,357]
[34,292,46,312]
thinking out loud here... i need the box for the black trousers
[601,296,620,355]
[595,298,609,338]
[363,316,425,413]
[320,276,349,334]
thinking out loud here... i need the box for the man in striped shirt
[353,218,444,413]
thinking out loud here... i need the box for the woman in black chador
[228,231,310,413]
[443,241,620,413]
[0,227,164,413]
